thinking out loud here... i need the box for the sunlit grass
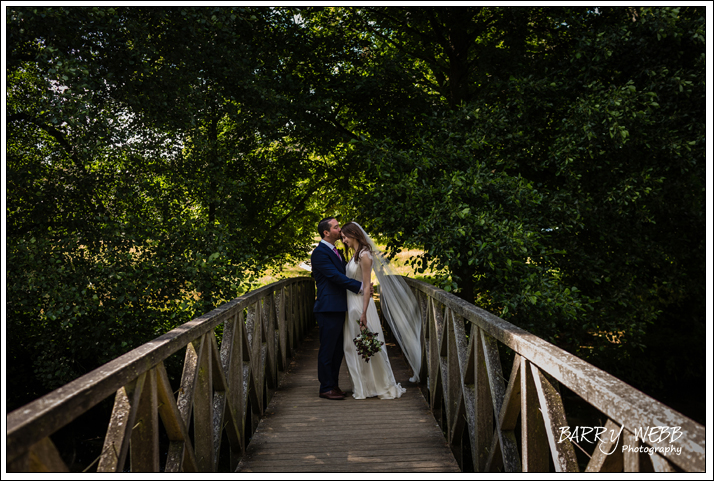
[254,237,443,288]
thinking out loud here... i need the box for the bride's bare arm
[359,252,373,329]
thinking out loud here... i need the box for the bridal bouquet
[353,323,384,363]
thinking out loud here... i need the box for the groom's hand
[369,282,374,296]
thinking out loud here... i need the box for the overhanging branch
[8,112,109,218]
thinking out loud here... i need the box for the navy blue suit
[311,242,362,393]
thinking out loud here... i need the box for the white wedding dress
[343,250,406,399]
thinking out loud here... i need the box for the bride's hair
[341,222,372,262]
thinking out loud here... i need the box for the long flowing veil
[353,223,422,382]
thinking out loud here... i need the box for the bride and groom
[311,217,422,400]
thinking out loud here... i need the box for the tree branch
[306,110,360,142]
[268,182,323,233]
[364,23,447,72]
[425,9,450,50]
[368,7,439,47]
[8,112,109,218]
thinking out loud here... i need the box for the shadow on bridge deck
[237,327,460,473]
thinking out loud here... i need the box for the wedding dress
[343,249,406,399]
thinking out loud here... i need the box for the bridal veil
[352,223,422,382]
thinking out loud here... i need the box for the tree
[5,6,340,401]
[6,7,705,417]
[294,7,706,397]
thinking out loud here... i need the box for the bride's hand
[359,313,368,329]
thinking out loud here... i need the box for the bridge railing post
[7,278,316,473]
[402,277,705,473]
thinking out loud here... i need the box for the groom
[311,217,364,400]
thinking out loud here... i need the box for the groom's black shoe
[319,389,345,400]
[335,387,347,397]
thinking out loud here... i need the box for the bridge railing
[7,277,315,473]
[403,277,705,473]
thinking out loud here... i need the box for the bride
[339,221,422,399]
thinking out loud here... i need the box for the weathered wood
[208,332,229,469]
[130,367,159,472]
[276,287,288,372]
[484,428,502,472]
[193,335,214,472]
[521,358,549,472]
[422,322,431,401]
[155,361,197,473]
[498,354,521,431]
[239,464,460,473]
[530,363,579,472]
[416,291,429,384]
[651,452,675,472]
[286,285,295,356]
[584,419,623,472]
[176,339,201,428]
[210,332,228,392]
[253,412,441,424]
[219,313,237,381]
[263,293,277,390]
[243,448,457,459]
[245,302,257,347]
[448,312,471,468]
[220,389,243,471]
[403,277,705,472]
[7,452,30,472]
[446,309,462,445]
[97,372,146,472]
[480,330,520,472]
[8,278,315,473]
[253,427,458,441]
[219,310,245,470]
[473,326,493,472]
[7,278,308,466]
[453,317,477,470]
[297,283,306,343]
[428,298,443,417]
[212,390,226,470]
[480,331,505,415]
[622,429,639,472]
[236,332,460,473]
[251,302,266,415]
[436,303,447,357]
[8,272,706,473]
[27,437,69,472]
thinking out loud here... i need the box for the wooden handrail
[8,275,704,473]
[402,277,705,473]
[7,277,315,472]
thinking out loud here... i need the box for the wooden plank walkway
[236,328,460,472]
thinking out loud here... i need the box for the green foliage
[357,107,591,349]
[5,6,339,395]
[331,7,705,383]
[6,6,705,413]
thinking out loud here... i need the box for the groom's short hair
[318,217,336,239]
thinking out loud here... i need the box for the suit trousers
[315,311,346,393]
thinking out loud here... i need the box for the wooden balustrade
[7,274,705,473]
[7,278,315,473]
[403,277,705,473]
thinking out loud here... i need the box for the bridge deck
[236,328,460,472]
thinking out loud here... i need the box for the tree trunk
[444,7,472,107]
[453,263,476,305]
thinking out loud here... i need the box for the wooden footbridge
[7,278,706,473]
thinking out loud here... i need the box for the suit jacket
[311,242,362,313]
